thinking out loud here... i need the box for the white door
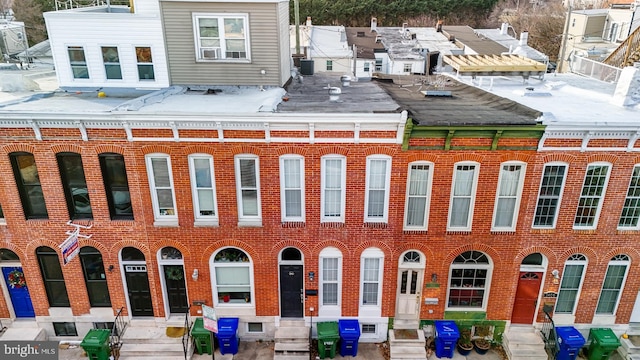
[396,269,423,320]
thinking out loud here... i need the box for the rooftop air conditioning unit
[202,48,221,60]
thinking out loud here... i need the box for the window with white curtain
[321,155,346,223]
[188,154,218,225]
[618,166,640,229]
[596,254,630,315]
[280,155,305,222]
[574,163,611,229]
[448,163,479,231]
[492,163,526,231]
[556,254,587,314]
[234,155,261,225]
[212,248,253,306]
[365,155,391,223]
[533,163,568,228]
[319,247,342,317]
[145,154,177,224]
[404,162,432,230]
[360,248,384,313]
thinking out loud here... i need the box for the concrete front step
[275,326,310,342]
[119,342,185,357]
[394,319,420,330]
[273,355,310,360]
[274,342,310,355]
[389,329,426,347]
[280,319,306,327]
[390,345,427,359]
[0,327,46,341]
[121,326,185,344]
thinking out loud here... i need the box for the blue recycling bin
[338,319,361,357]
[434,321,460,359]
[556,326,586,360]
[216,317,239,355]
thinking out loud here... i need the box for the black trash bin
[338,319,361,357]
[434,320,460,359]
[216,317,239,355]
[556,326,586,360]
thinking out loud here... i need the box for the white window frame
[0,203,5,225]
[319,247,342,317]
[210,247,254,308]
[279,155,305,223]
[447,162,479,231]
[101,46,122,81]
[595,254,630,316]
[321,155,347,223]
[234,154,262,226]
[145,153,178,226]
[555,254,588,315]
[491,162,526,231]
[364,62,370,72]
[533,162,568,229]
[326,60,333,71]
[403,161,433,230]
[364,155,391,223]
[618,165,640,230]
[188,154,219,226]
[67,45,89,80]
[359,248,384,317]
[193,13,251,62]
[573,162,611,230]
[135,46,155,81]
[403,63,412,73]
[446,251,492,311]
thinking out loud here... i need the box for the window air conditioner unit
[201,48,221,60]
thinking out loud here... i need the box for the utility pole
[557,4,573,73]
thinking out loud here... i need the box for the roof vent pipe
[371,17,377,32]
[519,31,529,46]
[340,75,352,87]
[306,16,312,26]
[500,23,508,35]
[329,87,341,101]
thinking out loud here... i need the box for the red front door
[511,272,542,324]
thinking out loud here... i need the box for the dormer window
[193,13,250,62]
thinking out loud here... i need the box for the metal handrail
[541,309,558,360]
[110,307,128,360]
[182,306,192,360]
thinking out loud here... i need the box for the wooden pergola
[443,54,547,79]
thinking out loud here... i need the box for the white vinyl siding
[192,13,250,62]
[319,247,342,317]
[280,155,305,223]
[234,155,261,226]
[492,162,526,231]
[364,155,391,223]
[321,155,346,223]
[556,254,587,315]
[618,166,640,229]
[145,154,177,225]
[188,154,219,226]
[574,163,611,229]
[533,163,568,229]
[403,162,433,230]
[448,163,479,231]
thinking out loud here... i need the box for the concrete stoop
[618,332,640,360]
[118,325,193,360]
[273,319,310,360]
[389,329,427,360]
[503,326,547,360]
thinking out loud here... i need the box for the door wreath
[165,267,184,281]
[7,269,27,288]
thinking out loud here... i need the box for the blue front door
[2,267,35,317]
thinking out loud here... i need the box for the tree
[12,0,48,46]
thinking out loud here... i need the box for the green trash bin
[80,329,111,360]
[317,321,339,359]
[191,318,213,355]
[588,328,621,360]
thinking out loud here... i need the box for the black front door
[124,265,153,317]
[280,264,303,318]
[163,265,188,314]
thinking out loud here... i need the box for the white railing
[55,0,129,10]
[569,55,622,83]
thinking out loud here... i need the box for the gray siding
[160,1,284,86]
[277,1,291,86]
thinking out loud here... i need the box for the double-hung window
[533,163,568,228]
[0,203,4,224]
[188,154,219,226]
[596,254,630,315]
[359,248,384,316]
[10,152,48,219]
[99,153,133,220]
[37,246,70,307]
[556,254,587,314]
[321,155,346,223]
[448,162,479,231]
[319,247,342,317]
[404,162,433,230]
[68,46,89,79]
[136,47,155,80]
[365,155,391,223]
[235,155,261,226]
[57,152,93,220]
[101,46,122,80]
[574,163,611,229]
[145,154,177,225]
[280,155,305,223]
[618,165,640,229]
[193,13,250,61]
[492,162,526,231]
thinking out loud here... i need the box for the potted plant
[457,327,473,355]
[473,324,493,355]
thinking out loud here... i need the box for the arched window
[596,254,630,315]
[80,247,111,307]
[447,251,492,309]
[556,254,588,314]
[121,247,145,261]
[36,246,69,307]
[212,248,253,306]
[0,249,19,261]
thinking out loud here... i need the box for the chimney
[500,23,508,35]
[610,65,640,107]
[306,16,312,26]
[371,17,377,32]
[519,31,528,46]
[436,19,443,32]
